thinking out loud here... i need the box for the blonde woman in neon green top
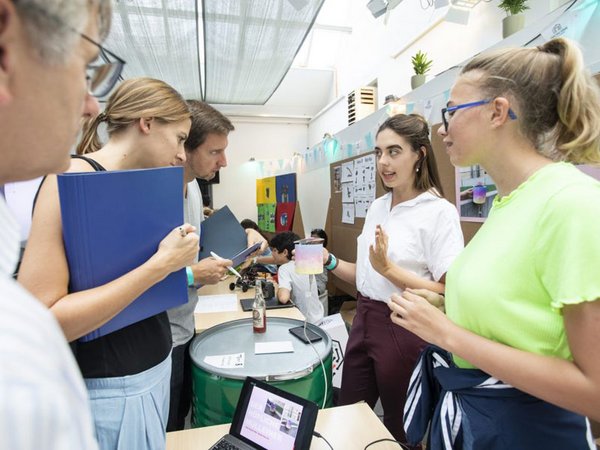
[387,36,600,434]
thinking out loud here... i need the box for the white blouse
[356,191,463,302]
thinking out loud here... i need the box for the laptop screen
[239,384,304,450]
[230,378,318,450]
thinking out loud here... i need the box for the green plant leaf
[498,0,529,15]
[411,50,433,75]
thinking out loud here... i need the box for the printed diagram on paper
[353,154,376,218]
[338,154,376,223]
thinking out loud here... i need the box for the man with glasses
[0,1,117,448]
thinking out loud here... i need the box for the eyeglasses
[80,33,126,98]
[441,99,517,131]
[15,3,126,98]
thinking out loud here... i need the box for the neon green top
[446,163,600,368]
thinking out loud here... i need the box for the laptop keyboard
[211,439,244,450]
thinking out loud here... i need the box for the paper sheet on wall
[424,99,434,121]
[354,197,372,218]
[203,352,245,369]
[342,182,354,203]
[194,294,238,313]
[342,203,355,224]
[342,161,354,183]
[353,154,376,218]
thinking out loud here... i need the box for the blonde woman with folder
[18,77,199,450]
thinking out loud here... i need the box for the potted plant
[499,0,529,38]
[411,50,433,90]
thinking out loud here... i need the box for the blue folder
[198,205,249,265]
[57,166,187,342]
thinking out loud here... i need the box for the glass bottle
[252,279,267,333]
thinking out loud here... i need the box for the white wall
[296,0,577,236]
[212,119,308,223]
[215,0,584,236]
[334,0,559,107]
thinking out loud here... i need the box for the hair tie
[96,112,107,122]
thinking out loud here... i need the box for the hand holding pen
[210,251,240,278]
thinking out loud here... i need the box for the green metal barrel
[190,317,333,427]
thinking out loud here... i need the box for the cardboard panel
[327,151,384,297]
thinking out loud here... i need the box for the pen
[210,251,242,278]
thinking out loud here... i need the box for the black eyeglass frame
[79,33,126,98]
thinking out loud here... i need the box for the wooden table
[166,403,399,450]
[194,277,305,333]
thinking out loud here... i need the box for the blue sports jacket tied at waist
[403,345,595,450]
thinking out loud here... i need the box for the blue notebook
[199,205,250,266]
[57,166,188,342]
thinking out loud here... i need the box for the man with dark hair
[0,1,115,448]
[167,100,266,431]
[269,231,324,324]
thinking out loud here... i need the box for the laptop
[240,298,295,312]
[209,377,318,450]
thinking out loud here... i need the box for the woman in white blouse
[324,114,463,448]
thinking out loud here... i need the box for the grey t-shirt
[167,181,202,347]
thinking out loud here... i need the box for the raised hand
[369,224,391,276]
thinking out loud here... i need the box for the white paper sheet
[194,294,238,313]
[341,161,354,183]
[255,341,294,354]
[203,352,245,369]
[342,182,354,203]
[342,203,355,224]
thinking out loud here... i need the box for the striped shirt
[0,198,98,450]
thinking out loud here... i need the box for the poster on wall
[257,203,268,230]
[456,165,497,222]
[276,202,295,232]
[264,203,276,232]
[256,179,266,204]
[263,177,276,204]
[275,173,296,203]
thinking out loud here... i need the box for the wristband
[325,253,338,271]
[185,266,195,287]
[324,253,333,267]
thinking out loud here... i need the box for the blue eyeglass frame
[441,99,517,130]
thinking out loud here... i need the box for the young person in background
[323,114,463,447]
[0,1,113,448]
[19,77,199,450]
[389,38,600,449]
[241,218,278,274]
[270,231,324,324]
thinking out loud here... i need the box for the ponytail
[462,37,600,164]
[540,39,600,164]
[76,114,105,155]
